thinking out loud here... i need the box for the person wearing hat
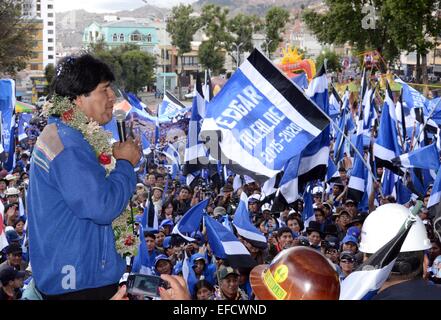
[248,194,261,222]
[344,199,358,217]
[306,221,324,251]
[186,253,216,297]
[0,176,7,202]
[0,243,25,274]
[211,265,248,300]
[5,187,20,205]
[4,174,18,188]
[0,266,26,300]
[212,206,226,219]
[250,246,340,300]
[339,251,356,281]
[154,254,173,276]
[152,185,164,211]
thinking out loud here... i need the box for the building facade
[83,21,159,54]
[22,0,56,68]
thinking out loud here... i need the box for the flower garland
[42,95,116,174]
[43,95,138,257]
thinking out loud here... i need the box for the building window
[113,33,118,42]
[48,47,54,51]
[48,4,53,9]
[36,4,40,11]
[48,38,53,43]
[48,21,53,26]
[146,34,152,43]
[48,30,54,34]
[130,31,142,42]
[48,13,53,17]
[31,64,40,71]
[120,33,124,42]
[48,55,54,59]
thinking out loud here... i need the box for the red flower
[98,153,112,165]
[61,109,74,122]
[124,235,134,246]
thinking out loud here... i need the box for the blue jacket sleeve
[49,147,136,225]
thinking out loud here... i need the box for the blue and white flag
[381,168,397,197]
[327,158,340,182]
[183,74,210,184]
[0,80,15,155]
[291,72,308,90]
[334,88,351,164]
[392,142,440,171]
[428,165,441,208]
[18,113,32,142]
[301,187,314,230]
[347,116,368,203]
[203,213,256,268]
[172,199,209,242]
[232,192,267,248]
[141,196,158,233]
[340,205,419,300]
[329,85,342,120]
[395,78,428,109]
[158,91,187,119]
[132,226,154,275]
[373,82,403,175]
[200,49,329,183]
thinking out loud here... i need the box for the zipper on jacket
[101,226,108,269]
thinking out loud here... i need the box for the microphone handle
[117,121,127,142]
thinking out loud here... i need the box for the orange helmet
[250,246,340,300]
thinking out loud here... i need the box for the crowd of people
[1,53,441,300]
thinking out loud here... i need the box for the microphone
[114,110,127,142]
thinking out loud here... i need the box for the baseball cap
[340,251,355,262]
[163,236,172,249]
[217,265,240,281]
[213,206,226,217]
[342,235,358,246]
[6,230,20,244]
[0,266,25,286]
[159,219,174,230]
[154,254,171,266]
[346,226,361,239]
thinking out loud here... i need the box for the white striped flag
[203,213,257,268]
[172,198,209,242]
[0,212,8,251]
[232,192,267,249]
[158,91,187,119]
[392,142,440,171]
[200,49,329,183]
[373,82,403,175]
[340,203,420,300]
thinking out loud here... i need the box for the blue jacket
[28,117,136,295]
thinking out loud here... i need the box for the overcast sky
[55,0,197,13]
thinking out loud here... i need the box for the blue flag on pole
[171,199,209,242]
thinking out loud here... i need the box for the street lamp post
[233,42,244,70]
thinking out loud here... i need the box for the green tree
[262,7,290,57]
[198,4,230,74]
[44,63,55,85]
[316,50,342,72]
[166,5,200,99]
[90,43,156,93]
[384,0,441,83]
[302,0,400,70]
[226,13,262,68]
[0,0,35,75]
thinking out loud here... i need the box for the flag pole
[313,99,384,198]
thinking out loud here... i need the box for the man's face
[0,181,6,191]
[155,232,165,246]
[8,252,22,267]
[147,175,156,186]
[153,189,162,199]
[340,258,355,273]
[308,231,321,246]
[7,195,19,204]
[156,260,172,275]
[196,286,212,300]
[332,185,341,196]
[145,236,156,251]
[314,211,325,224]
[342,242,357,253]
[75,81,115,125]
[279,232,293,249]
[325,248,339,263]
[220,275,239,298]
[338,214,351,227]
[248,202,259,213]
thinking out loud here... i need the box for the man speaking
[28,54,141,300]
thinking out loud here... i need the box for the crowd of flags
[2,47,441,300]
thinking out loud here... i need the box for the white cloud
[55,0,197,13]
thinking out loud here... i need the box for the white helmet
[359,203,431,254]
[261,203,272,212]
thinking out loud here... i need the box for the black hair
[277,227,294,239]
[143,231,156,240]
[391,251,424,279]
[287,214,304,231]
[51,54,115,100]
[193,280,214,299]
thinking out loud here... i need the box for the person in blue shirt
[27,54,141,300]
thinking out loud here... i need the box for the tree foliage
[262,7,290,56]
[166,4,200,98]
[90,43,156,93]
[0,0,35,75]
[316,49,342,72]
[226,13,262,67]
[44,63,55,92]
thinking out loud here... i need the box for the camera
[126,274,170,299]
